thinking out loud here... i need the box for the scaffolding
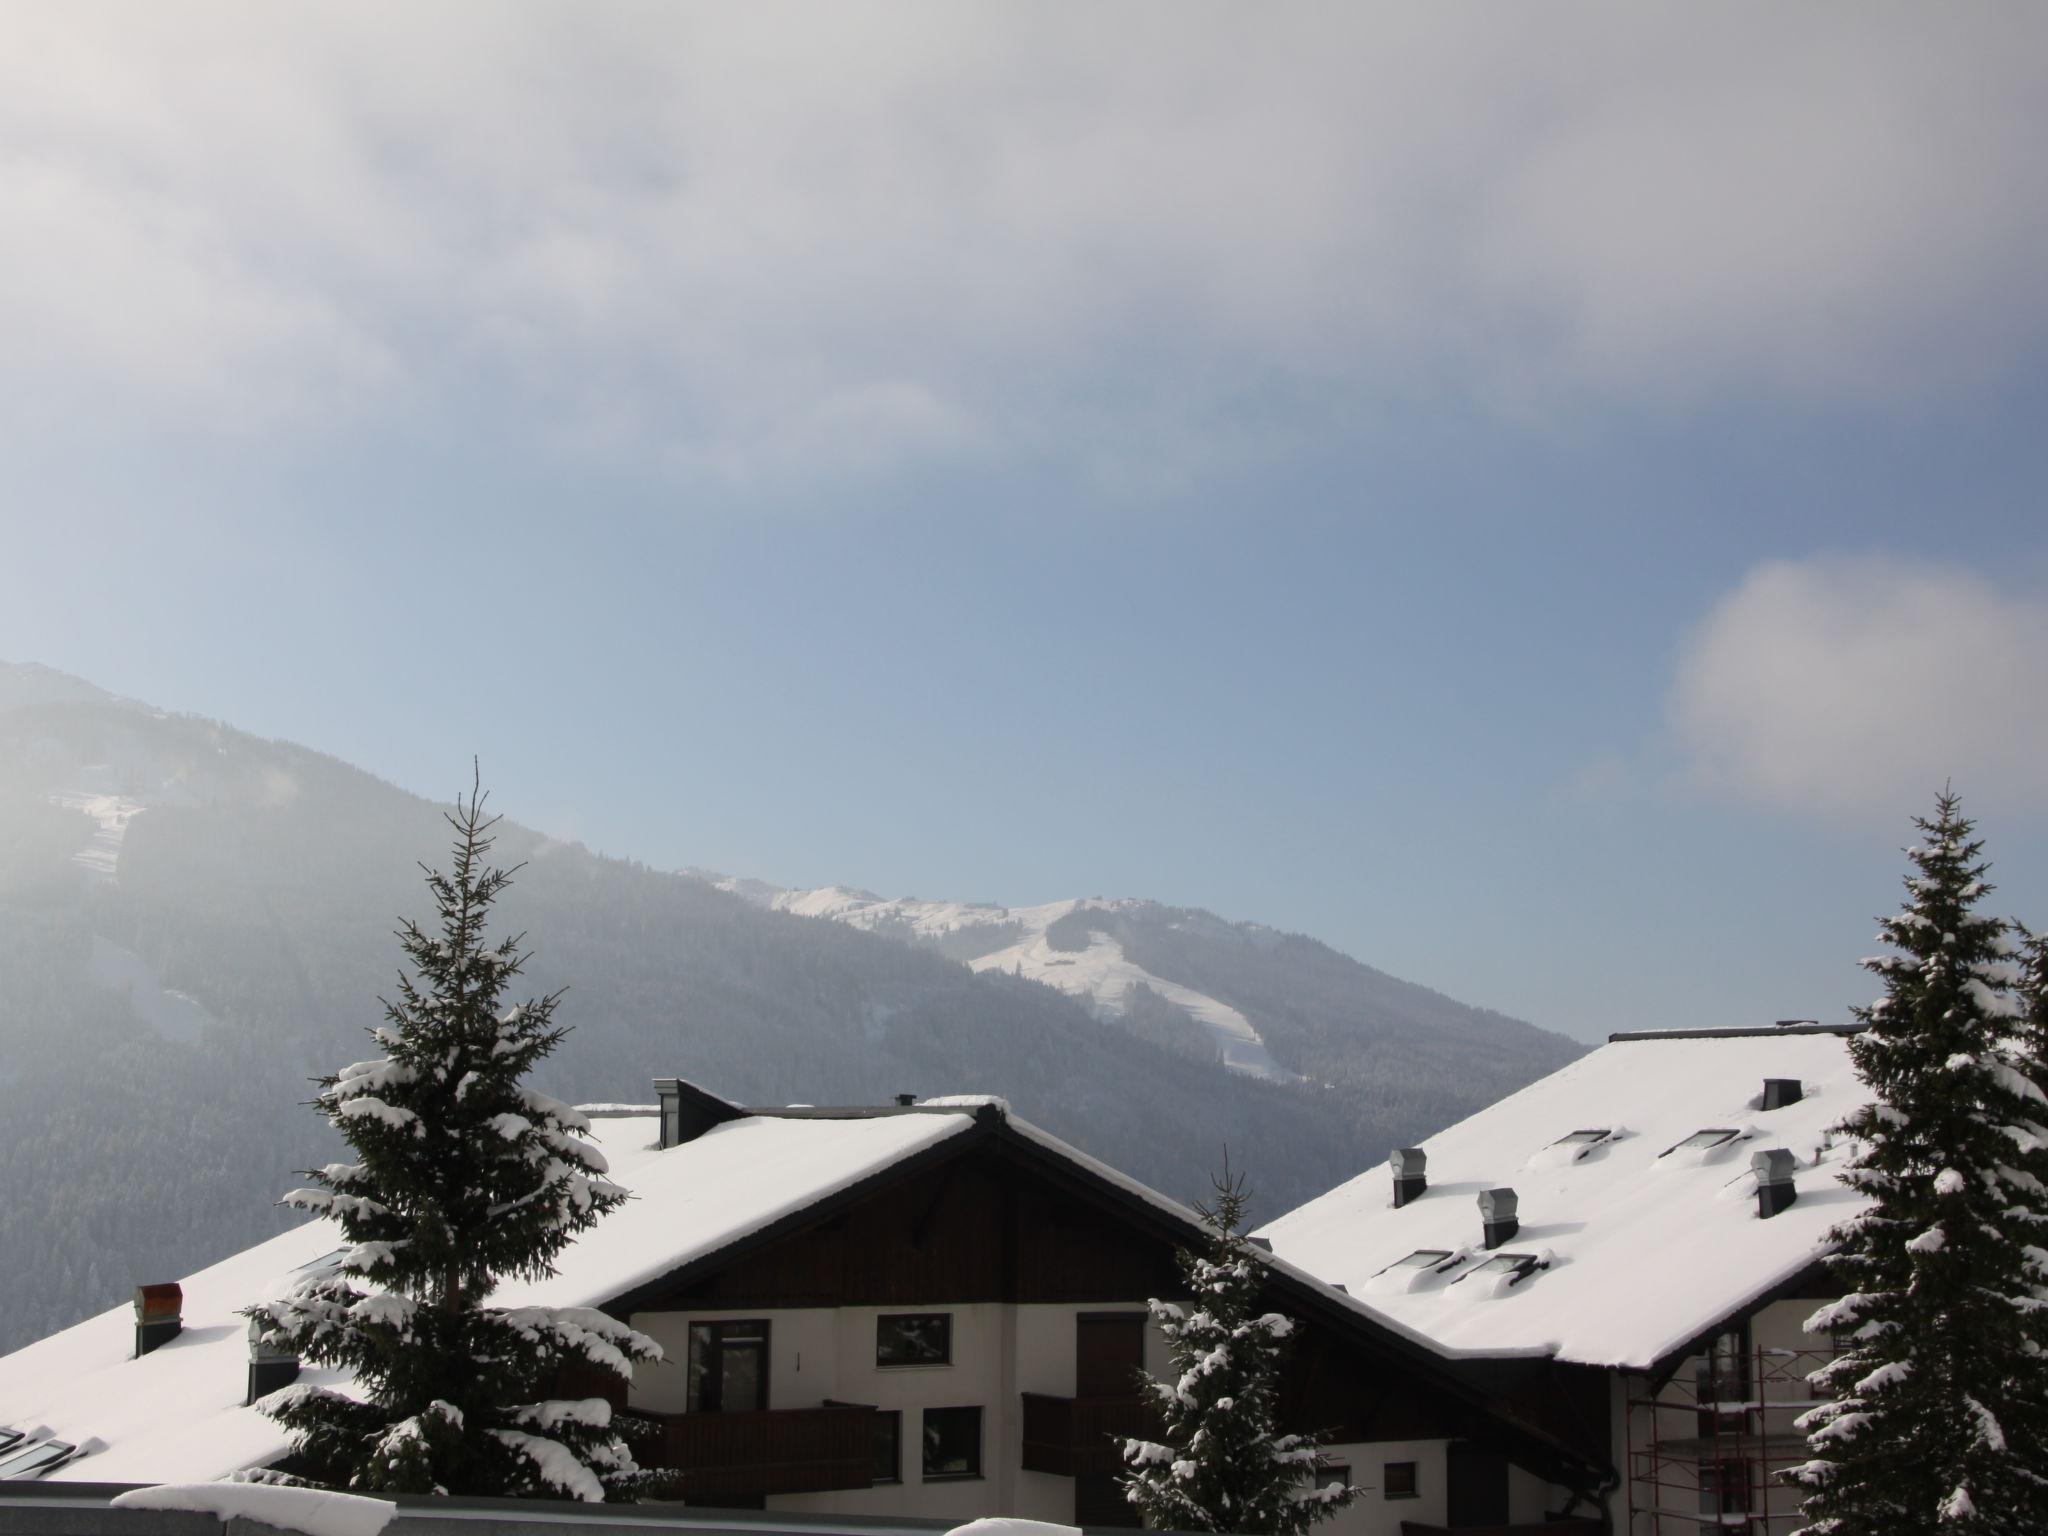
[1624,1337,1838,1536]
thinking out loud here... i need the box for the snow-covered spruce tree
[1789,792,2048,1535]
[246,780,664,1501]
[1121,1169,1359,1534]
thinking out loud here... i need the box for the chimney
[1390,1148,1427,1208]
[246,1317,300,1405]
[895,1093,917,1107]
[1478,1188,1519,1250]
[1753,1148,1797,1217]
[133,1283,182,1357]
[652,1077,746,1149]
[1762,1078,1804,1110]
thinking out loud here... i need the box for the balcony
[1020,1392,1160,1480]
[644,1404,877,1502]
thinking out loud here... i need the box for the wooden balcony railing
[1020,1392,1160,1479]
[644,1404,876,1502]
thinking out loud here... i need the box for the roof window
[1662,1128,1739,1157]
[1388,1249,1453,1272]
[1553,1129,1610,1148]
[0,1438,77,1481]
[1461,1252,1543,1285]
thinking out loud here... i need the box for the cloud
[1668,556,2048,823]
[3,4,2046,471]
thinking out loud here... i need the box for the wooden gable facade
[581,1104,1608,1529]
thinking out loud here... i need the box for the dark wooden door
[1077,1312,1145,1398]
[1075,1313,1146,1527]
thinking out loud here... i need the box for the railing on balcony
[1020,1392,1160,1479]
[643,1404,876,1503]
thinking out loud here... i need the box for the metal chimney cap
[1477,1187,1518,1221]
[1389,1147,1426,1177]
[895,1093,918,1107]
[133,1282,183,1322]
[1752,1147,1798,1184]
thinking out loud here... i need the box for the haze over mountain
[0,661,1582,1352]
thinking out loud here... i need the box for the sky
[3,2,2047,1042]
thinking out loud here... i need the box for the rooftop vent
[246,1317,301,1406]
[1752,1148,1798,1217]
[895,1093,917,1107]
[1478,1187,1519,1249]
[1246,1235,1274,1253]
[133,1282,182,1357]
[652,1077,747,1149]
[1390,1147,1427,1208]
[1762,1078,1804,1110]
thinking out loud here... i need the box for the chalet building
[0,1082,1608,1535]
[1260,1024,1874,1536]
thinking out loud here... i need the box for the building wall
[1316,1437,1450,1536]
[632,1299,1174,1525]
[1613,1293,1842,1536]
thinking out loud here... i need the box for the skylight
[1553,1129,1610,1147]
[1389,1249,1453,1271]
[0,1438,76,1481]
[0,1429,20,1454]
[1661,1128,1740,1157]
[1468,1252,1539,1279]
[295,1247,349,1272]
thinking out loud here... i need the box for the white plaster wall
[633,1301,1171,1524]
[1313,1439,1448,1536]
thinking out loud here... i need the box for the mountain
[0,662,1584,1353]
[688,880,1573,1105]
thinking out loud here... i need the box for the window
[687,1320,768,1412]
[1695,1325,1751,1405]
[1553,1128,1610,1147]
[873,1410,902,1484]
[921,1406,983,1480]
[1698,1459,1750,1515]
[1661,1129,1739,1157]
[1385,1249,1453,1272]
[1383,1460,1418,1499]
[877,1313,951,1368]
[1462,1252,1542,1284]
[0,1439,74,1481]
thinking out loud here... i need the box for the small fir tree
[246,779,664,1501]
[1789,792,2048,1534]
[1121,1168,1360,1534]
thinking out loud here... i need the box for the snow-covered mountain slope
[688,875,1585,1106]
[694,880,1296,1081]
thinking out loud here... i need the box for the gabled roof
[1256,1026,1874,1371]
[2,1085,1610,1489]
[0,1106,973,1485]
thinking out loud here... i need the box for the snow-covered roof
[0,1108,973,1486]
[1256,1027,1874,1371]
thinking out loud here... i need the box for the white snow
[49,790,146,880]
[947,1520,1081,1536]
[0,1108,973,1485]
[111,1482,395,1536]
[700,877,1299,1083]
[1256,1030,1874,1369]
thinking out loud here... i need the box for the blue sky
[4,4,2047,1040]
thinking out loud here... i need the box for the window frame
[686,1318,770,1413]
[872,1409,902,1485]
[919,1405,984,1482]
[1383,1459,1419,1500]
[876,1312,953,1369]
